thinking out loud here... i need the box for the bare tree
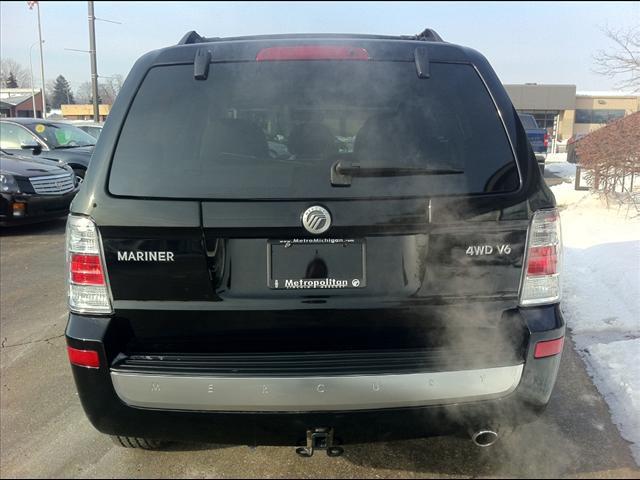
[593,26,640,92]
[0,58,31,88]
[45,79,56,103]
[75,77,123,105]
[98,83,114,105]
[75,81,93,104]
[98,74,123,104]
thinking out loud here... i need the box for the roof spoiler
[177,28,444,45]
[414,28,444,42]
[178,30,205,45]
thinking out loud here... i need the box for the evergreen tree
[5,72,18,88]
[50,75,75,108]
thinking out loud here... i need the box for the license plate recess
[268,239,366,290]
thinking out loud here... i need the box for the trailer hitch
[295,427,344,457]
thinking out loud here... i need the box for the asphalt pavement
[1,218,638,478]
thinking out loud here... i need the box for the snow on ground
[545,152,570,164]
[548,162,640,464]
[585,340,640,451]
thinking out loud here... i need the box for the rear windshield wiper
[331,160,463,186]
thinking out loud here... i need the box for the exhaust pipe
[470,429,499,447]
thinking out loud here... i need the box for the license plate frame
[267,238,366,290]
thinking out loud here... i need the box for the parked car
[566,133,587,164]
[0,150,80,226]
[0,118,96,178]
[64,121,104,140]
[65,29,564,454]
[518,113,548,173]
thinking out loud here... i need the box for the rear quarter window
[109,61,519,199]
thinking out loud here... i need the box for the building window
[517,110,559,130]
[575,109,626,124]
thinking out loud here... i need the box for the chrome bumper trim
[111,364,523,412]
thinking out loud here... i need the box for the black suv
[65,29,565,454]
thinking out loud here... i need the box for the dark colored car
[0,118,95,178]
[518,113,548,172]
[566,133,587,164]
[65,29,564,455]
[1,150,79,226]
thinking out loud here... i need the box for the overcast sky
[1,1,638,92]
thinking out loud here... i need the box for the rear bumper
[0,190,77,226]
[66,304,565,445]
[110,364,524,412]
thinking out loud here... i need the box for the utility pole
[88,1,99,123]
[65,4,119,122]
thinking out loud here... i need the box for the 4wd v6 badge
[465,244,512,256]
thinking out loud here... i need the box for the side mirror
[21,141,42,155]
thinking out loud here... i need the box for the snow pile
[550,166,640,464]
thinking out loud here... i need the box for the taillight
[70,254,105,285]
[526,246,558,276]
[543,133,549,149]
[256,45,370,61]
[66,215,113,314]
[67,346,100,368]
[519,209,562,306]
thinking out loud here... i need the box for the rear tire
[110,435,167,450]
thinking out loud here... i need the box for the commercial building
[504,84,639,145]
[0,88,43,118]
[573,91,639,136]
[61,104,111,121]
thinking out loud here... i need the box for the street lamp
[28,0,47,118]
[29,40,44,118]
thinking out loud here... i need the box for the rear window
[110,61,518,199]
